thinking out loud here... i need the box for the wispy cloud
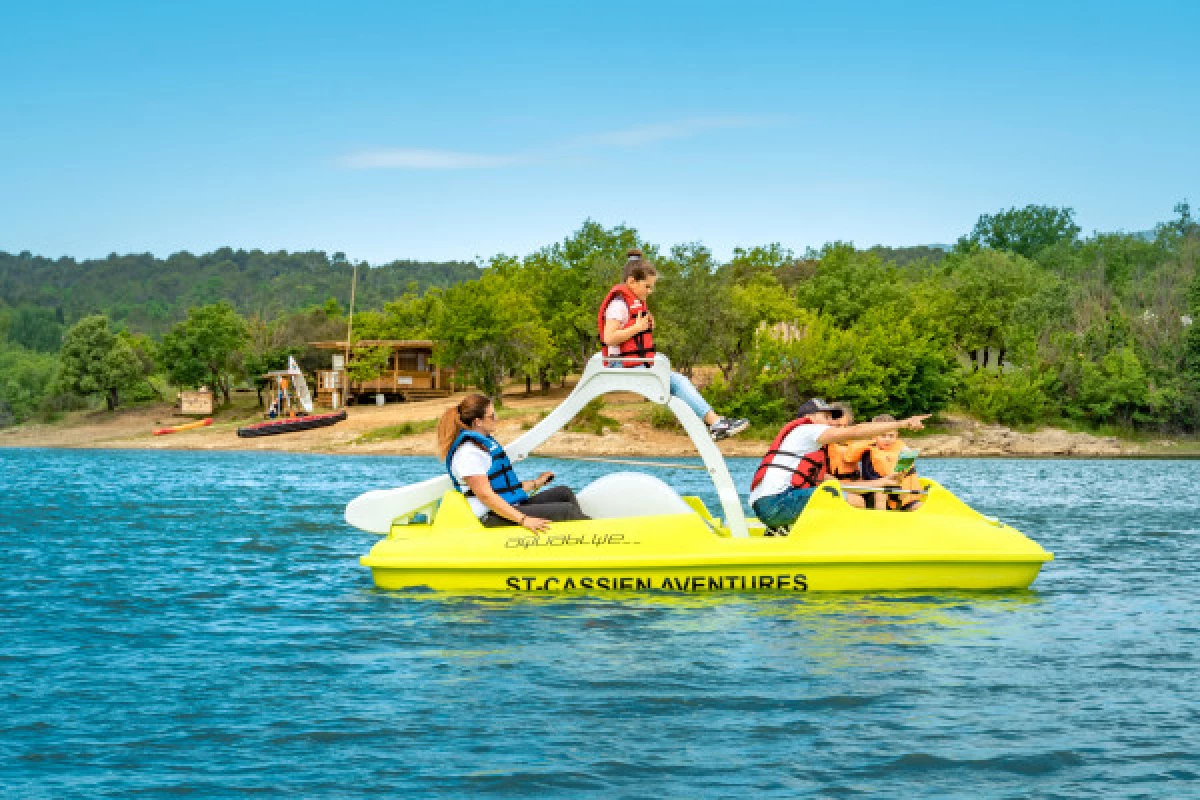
[570,115,769,148]
[338,115,772,170]
[337,148,527,170]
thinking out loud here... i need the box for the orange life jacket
[861,438,922,508]
[597,284,655,368]
[750,418,829,491]
[826,440,869,480]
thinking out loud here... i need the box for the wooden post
[344,262,357,401]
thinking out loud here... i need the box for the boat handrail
[505,354,750,538]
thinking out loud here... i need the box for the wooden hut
[310,340,454,406]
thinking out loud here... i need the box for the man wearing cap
[748,398,930,533]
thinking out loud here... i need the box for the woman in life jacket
[437,394,589,532]
[859,414,924,511]
[749,398,930,532]
[598,248,750,441]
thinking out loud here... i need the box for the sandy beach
[1,381,1182,458]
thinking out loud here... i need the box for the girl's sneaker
[709,417,749,441]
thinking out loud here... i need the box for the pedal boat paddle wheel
[345,355,1052,593]
[238,356,347,438]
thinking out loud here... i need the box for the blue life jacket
[445,430,529,506]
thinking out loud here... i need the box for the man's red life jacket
[750,417,829,491]
[597,284,655,368]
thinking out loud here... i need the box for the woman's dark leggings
[482,485,590,527]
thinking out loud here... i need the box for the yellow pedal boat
[347,355,1052,593]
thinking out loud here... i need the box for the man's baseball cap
[797,398,844,418]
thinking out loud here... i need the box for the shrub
[566,397,621,435]
[957,367,1058,427]
[645,402,684,432]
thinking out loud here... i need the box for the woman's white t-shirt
[450,442,493,519]
[748,423,830,506]
[604,296,630,358]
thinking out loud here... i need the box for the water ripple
[1,449,1197,798]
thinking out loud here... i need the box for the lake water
[2,449,1197,798]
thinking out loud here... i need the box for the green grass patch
[358,418,439,443]
[644,403,682,432]
[566,398,621,435]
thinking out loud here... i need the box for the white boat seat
[576,471,696,519]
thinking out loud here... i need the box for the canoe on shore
[237,410,347,438]
[153,418,213,436]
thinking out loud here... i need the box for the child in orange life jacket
[859,414,924,511]
[750,399,930,530]
[599,248,749,441]
[822,405,901,510]
[824,404,866,481]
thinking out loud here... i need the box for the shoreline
[3,444,1197,460]
[2,385,1196,460]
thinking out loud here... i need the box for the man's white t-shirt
[604,296,630,358]
[450,441,493,519]
[748,423,830,506]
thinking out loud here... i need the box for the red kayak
[153,418,213,436]
[236,410,347,438]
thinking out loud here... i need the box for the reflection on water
[0,449,1195,797]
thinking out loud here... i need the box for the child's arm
[601,314,653,346]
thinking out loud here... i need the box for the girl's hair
[833,402,854,424]
[622,247,657,283]
[872,413,896,423]
[437,393,492,458]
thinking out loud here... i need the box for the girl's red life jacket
[750,418,829,491]
[597,284,655,368]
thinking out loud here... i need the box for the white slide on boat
[344,354,750,537]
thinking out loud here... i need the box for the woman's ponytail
[437,393,491,458]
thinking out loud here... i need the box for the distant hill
[0,248,482,334]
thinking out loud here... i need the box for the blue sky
[2,1,1197,263]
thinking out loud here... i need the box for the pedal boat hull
[360,479,1052,594]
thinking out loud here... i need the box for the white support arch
[345,354,750,537]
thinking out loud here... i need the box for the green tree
[714,308,957,425]
[958,367,1058,426]
[375,283,443,339]
[708,271,795,382]
[938,249,1051,368]
[0,343,58,425]
[1185,269,1200,408]
[431,273,553,402]
[519,220,646,380]
[57,315,144,410]
[962,205,1080,258]
[345,344,392,383]
[1157,200,1199,246]
[158,302,249,405]
[1068,347,1152,426]
[6,306,62,352]
[727,243,793,283]
[650,243,722,376]
[793,243,909,327]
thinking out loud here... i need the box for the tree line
[0,248,479,335]
[1,204,1197,433]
